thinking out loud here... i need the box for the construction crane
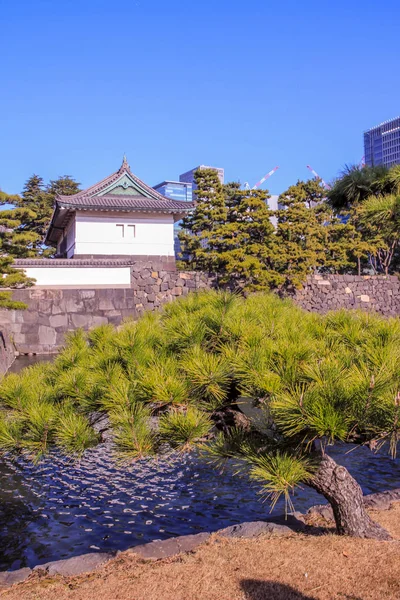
[358,155,366,168]
[243,166,280,190]
[306,165,331,190]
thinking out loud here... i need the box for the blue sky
[1,0,399,196]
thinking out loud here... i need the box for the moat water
[1,357,400,571]
[1,443,400,570]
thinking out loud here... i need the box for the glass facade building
[152,180,193,203]
[364,117,400,167]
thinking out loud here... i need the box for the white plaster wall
[20,267,131,287]
[74,211,175,256]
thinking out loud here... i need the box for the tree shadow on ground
[240,579,364,600]
[240,579,316,599]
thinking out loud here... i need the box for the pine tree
[13,175,52,254]
[47,175,81,198]
[14,174,81,256]
[275,180,328,286]
[178,169,228,271]
[214,184,282,289]
[179,171,281,289]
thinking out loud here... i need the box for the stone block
[317,280,331,286]
[176,278,184,287]
[83,297,99,312]
[113,290,128,309]
[128,533,210,560]
[104,310,121,318]
[92,316,109,327]
[151,271,159,278]
[144,276,155,286]
[38,325,56,346]
[80,290,96,299]
[359,295,370,303]
[160,283,169,292]
[71,313,91,328]
[21,322,40,334]
[141,269,151,279]
[13,333,26,344]
[22,310,39,323]
[0,567,32,589]
[172,287,183,296]
[37,315,50,328]
[34,553,113,577]
[98,297,115,311]
[345,287,353,294]
[179,272,192,280]
[218,521,291,539]
[65,297,84,313]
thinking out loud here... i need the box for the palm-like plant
[356,193,400,274]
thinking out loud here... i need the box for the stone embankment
[294,274,400,316]
[2,487,399,589]
[0,265,213,355]
[0,329,15,374]
[0,272,400,357]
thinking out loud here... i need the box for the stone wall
[1,271,400,357]
[0,329,16,374]
[0,268,214,355]
[293,274,400,316]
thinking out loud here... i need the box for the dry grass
[3,504,400,600]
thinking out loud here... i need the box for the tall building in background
[152,180,193,203]
[155,166,224,256]
[179,165,225,189]
[364,117,400,167]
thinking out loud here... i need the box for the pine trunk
[309,453,391,540]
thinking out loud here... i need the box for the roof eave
[45,205,75,245]
[58,202,193,214]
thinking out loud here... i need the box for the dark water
[1,442,400,571]
[8,355,55,374]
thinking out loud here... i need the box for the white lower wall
[74,211,175,256]
[20,267,131,287]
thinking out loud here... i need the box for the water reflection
[8,355,55,374]
[0,442,400,570]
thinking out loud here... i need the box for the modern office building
[179,165,225,189]
[152,180,193,203]
[364,117,400,167]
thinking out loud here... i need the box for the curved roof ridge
[57,158,172,205]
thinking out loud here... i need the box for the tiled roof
[14,258,136,268]
[57,157,194,210]
[59,194,194,212]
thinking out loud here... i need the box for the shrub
[159,407,213,450]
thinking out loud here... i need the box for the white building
[46,156,193,259]
[15,158,194,287]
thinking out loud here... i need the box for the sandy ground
[3,504,400,600]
